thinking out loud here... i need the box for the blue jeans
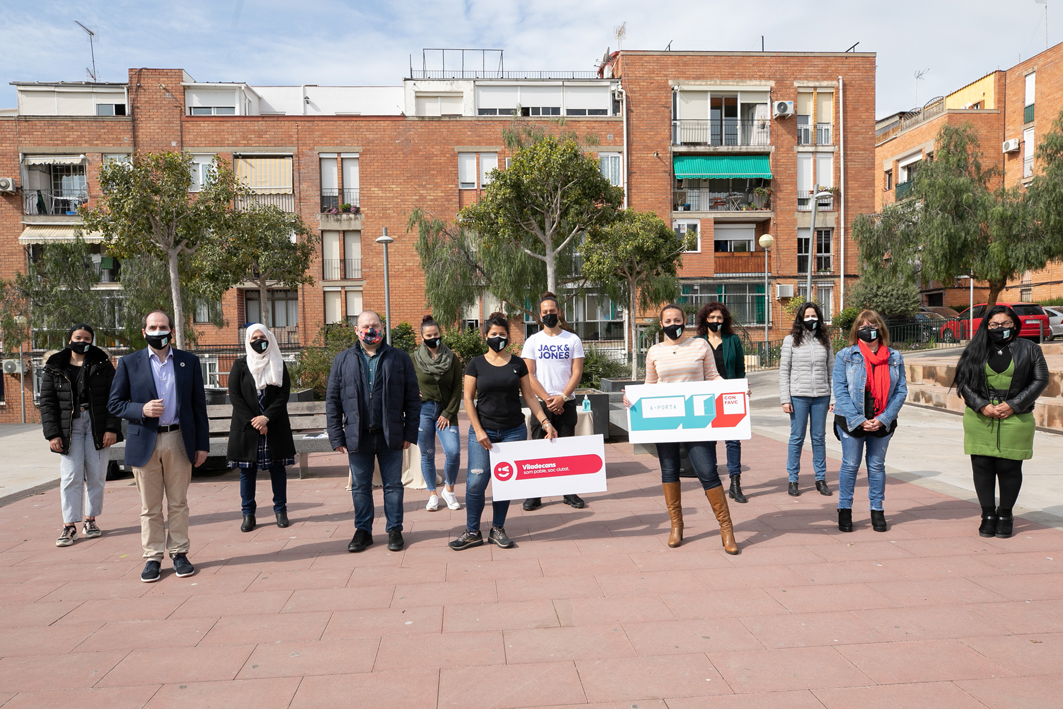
[837,426,893,511]
[787,395,830,482]
[418,401,460,491]
[657,441,722,490]
[711,440,742,478]
[348,430,404,533]
[239,461,287,515]
[465,423,526,532]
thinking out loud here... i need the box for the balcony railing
[714,252,770,277]
[343,188,360,206]
[323,258,362,280]
[672,118,771,147]
[1024,157,1034,179]
[240,326,299,345]
[797,192,835,211]
[817,123,832,145]
[673,189,770,212]
[797,256,833,274]
[24,187,88,215]
[344,258,362,279]
[321,187,361,213]
[798,122,812,145]
[235,192,295,212]
[895,180,914,200]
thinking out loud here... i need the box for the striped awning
[18,225,103,244]
[24,155,86,166]
[673,155,772,179]
[235,156,293,194]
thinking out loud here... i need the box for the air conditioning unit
[2,359,25,375]
[0,177,15,193]
[776,283,795,299]
[773,101,795,118]
[1002,138,1021,153]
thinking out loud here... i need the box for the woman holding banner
[449,313,557,551]
[624,304,738,554]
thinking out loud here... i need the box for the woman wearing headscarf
[953,305,1048,539]
[40,323,122,547]
[228,324,296,531]
[413,315,463,511]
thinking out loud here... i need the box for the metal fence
[672,118,771,147]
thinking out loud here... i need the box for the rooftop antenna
[614,22,627,51]
[914,68,929,104]
[1035,0,1048,51]
[845,42,860,52]
[666,40,673,51]
[75,21,97,82]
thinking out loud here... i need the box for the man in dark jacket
[326,310,421,553]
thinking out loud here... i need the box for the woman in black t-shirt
[450,313,557,551]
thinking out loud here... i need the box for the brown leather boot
[662,482,683,547]
[705,486,739,555]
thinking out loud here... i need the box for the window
[565,86,611,116]
[103,153,131,166]
[797,154,813,209]
[816,153,834,208]
[713,224,755,253]
[797,93,813,145]
[193,300,216,323]
[599,153,622,186]
[458,153,477,189]
[190,106,236,116]
[797,228,833,274]
[673,220,700,252]
[479,153,498,187]
[817,285,834,322]
[345,290,363,325]
[245,290,299,328]
[816,92,833,145]
[1020,288,1033,303]
[416,93,463,116]
[476,86,517,116]
[1024,127,1035,179]
[189,154,215,192]
[322,231,341,279]
[1025,72,1036,124]
[520,106,561,116]
[344,231,362,279]
[681,282,766,326]
[324,290,342,324]
[884,169,893,191]
[235,156,293,194]
[95,103,126,116]
[553,292,622,341]
[320,155,338,210]
[342,156,359,205]
[899,154,921,183]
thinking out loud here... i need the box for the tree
[580,209,693,378]
[82,152,242,349]
[846,270,921,319]
[1028,107,1063,253]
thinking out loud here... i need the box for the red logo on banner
[493,462,514,481]
[712,392,748,428]
[513,454,604,480]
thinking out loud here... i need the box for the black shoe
[788,482,800,497]
[523,498,542,511]
[387,529,404,551]
[729,475,747,503]
[488,527,515,548]
[563,494,586,509]
[995,515,1013,538]
[816,480,833,496]
[348,529,373,553]
[978,515,998,538]
[448,529,484,550]
[276,511,289,528]
[140,560,161,583]
[172,554,195,578]
[871,510,887,533]
[838,508,853,533]
[240,514,256,533]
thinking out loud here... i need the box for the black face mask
[803,319,819,332]
[423,337,441,349]
[857,327,879,343]
[988,328,1013,344]
[662,324,684,340]
[706,322,723,333]
[250,338,269,354]
[145,331,171,349]
[541,313,559,329]
[486,336,508,352]
[69,341,91,355]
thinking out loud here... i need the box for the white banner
[488,435,607,502]
[626,379,751,444]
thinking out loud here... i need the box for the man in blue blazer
[109,310,209,583]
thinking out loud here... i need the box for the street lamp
[758,233,774,342]
[376,228,395,345]
[957,273,974,340]
[806,190,834,300]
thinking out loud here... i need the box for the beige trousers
[132,430,192,561]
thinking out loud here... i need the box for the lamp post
[806,190,834,300]
[758,233,774,342]
[376,228,395,345]
[958,273,974,340]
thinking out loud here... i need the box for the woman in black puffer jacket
[40,324,123,547]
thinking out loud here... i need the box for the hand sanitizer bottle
[581,394,591,412]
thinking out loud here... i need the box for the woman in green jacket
[695,302,749,503]
[413,315,463,511]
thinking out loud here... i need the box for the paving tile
[720,545,828,566]
[554,595,676,627]
[877,554,1003,580]
[438,661,585,708]
[960,633,1063,676]
[955,674,1063,708]
[660,588,788,620]
[812,681,988,709]
[238,637,380,678]
[0,622,102,656]
[55,595,191,625]
[0,650,128,692]
[538,553,641,577]
[866,578,1008,607]
[445,558,543,582]
[576,654,729,702]
[145,677,300,708]
[0,601,78,628]
[347,561,447,586]
[496,575,603,602]
[663,691,827,709]
[376,630,504,670]
[784,561,906,586]
[323,605,443,638]
[71,617,219,652]
[969,599,1063,635]
[96,645,255,687]
[971,572,1063,601]
[0,685,160,709]
[854,604,1010,640]
[764,583,895,614]
[593,569,702,597]
[443,600,559,632]
[168,590,292,619]
[140,570,259,597]
[690,564,806,591]
[503,624,636,663]
[627,548,735,572]
[739,610,887,648]
[391,580,497,608]
[245,567,353,591]
[282,585,394,613]
[836,639,1013,684]
[806,540,918,563]
[36,578,152,603]
[198,610,331,645]
[622,617,763,655]
[709,646,871,692]
[0,582,69,603]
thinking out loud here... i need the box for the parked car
[940,303,1051,342]
[920,305,961,319]
[889,312,948,344]
[1041,306,1063,341]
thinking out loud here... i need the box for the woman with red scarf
[832,310,908,533]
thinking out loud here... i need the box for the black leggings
[971,455,1023,514]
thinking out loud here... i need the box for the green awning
[673,155,772,179]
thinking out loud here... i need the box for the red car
[940,303,1051,342]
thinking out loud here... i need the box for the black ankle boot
[978,514,998,538]
[276,510,289,528]
[995,508,1013,538]
[838,508,853,533]
[870,510,887,532]
[729,475,747,503]
[241,514,256,532]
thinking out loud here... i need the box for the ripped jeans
[464,422,527,533]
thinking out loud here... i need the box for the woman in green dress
[954,305,1048,539]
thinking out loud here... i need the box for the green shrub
[289,322,359,399]
[389,321,417,354]
[833,306,860,335]
[580,346,627,389]
[442,327,488,372]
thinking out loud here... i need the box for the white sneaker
[441,488,461,510]
[426,494,440,511]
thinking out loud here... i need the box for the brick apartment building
[0,47,875,423]
[875,41,1063,310]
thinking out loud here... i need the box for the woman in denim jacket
[832,310,907,533]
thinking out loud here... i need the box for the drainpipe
[619,81,628,209]
[838,75,846,313]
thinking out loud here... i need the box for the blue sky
[0,0,1056,116]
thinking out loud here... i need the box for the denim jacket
[832,345,907,433]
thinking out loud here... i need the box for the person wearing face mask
[832,310,907,533]
[695,302,748,503]
[450,313,557,551]
[623,304,738,553]
[520,292,587,512]
[108,310,209,582]
[40,324,122,547]
[227,324,296,532]
[413,315,463,512]
[953,305,1047,539]
[779,302,835,497]
[326,310,421,553]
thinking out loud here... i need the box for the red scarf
[858,339,891,416]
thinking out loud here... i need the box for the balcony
[1024,157,1034,179]
[797,191,835,212]
[24,187,88,216]
[673,188,771,213]
[816,123,832,146]
[672,119,771,148]
[321,188,360,213]
[322,258,362,280]
[235,192,295,212]
[895,180,914,200]
[797,256,833,275]
[714,252,770,277]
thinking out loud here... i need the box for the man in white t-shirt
[521,293,586,511]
